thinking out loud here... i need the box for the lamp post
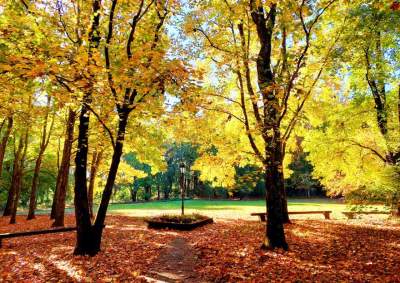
[179,162,186,215]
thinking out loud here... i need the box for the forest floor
[0,214,399,282]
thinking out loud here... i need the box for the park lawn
[107,198,389,220]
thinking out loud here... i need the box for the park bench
[342,211,390,219]
[0,226,76,248]
[251,210,332,221]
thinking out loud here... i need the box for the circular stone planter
[146,216,213,231]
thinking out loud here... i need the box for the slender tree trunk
[157,184,160,200]
[87,111,129,255]
[130,189,137,202]
[3,135,23,216]
[164,185,170,200]
[88,149,103,218]
[27,97,53,220]
[52,109,76,227]
[51,109,76,220]
[10,131,29,224]
[144,184,151,201]
[27,154,43,220]
[0,116,13,177]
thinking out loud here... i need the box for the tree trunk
[86,110,129,255]
[0,116,13,177]
[164,186,170,200]
[52,109,75,227]
[263,159,288,250]
[26,154,43,220]
[88,149,103,218]
[249,2,288,249]
[3,135,23,216]
[144,185,151,201]
[27,96,53,220]
[10,131,29,224]
[73,0,101,256]
[130,189,137,202]
[157,184,160,200]
[73,101,95,254]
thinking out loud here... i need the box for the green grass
[107,198,386,220]
[15,198,389,220]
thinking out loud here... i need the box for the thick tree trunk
[249,2,288,249]
[264,159,288,250]
[0,116,13,177]
[73,102,94,254]
[52,109,75,226]
[88,149,103,218]
[73,0,101,256]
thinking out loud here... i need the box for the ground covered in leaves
[0,215,399,282]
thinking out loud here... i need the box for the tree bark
[52,109,76,227]
[0,116,13,177]
[263,156,288,250]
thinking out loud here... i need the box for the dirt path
[144,237,204,283]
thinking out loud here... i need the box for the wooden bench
[342,211,390,219]
[0,226,77,248]
[251,211,332,221]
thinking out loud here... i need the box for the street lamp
[179,162,186,215]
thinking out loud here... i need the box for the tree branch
[193,28,232,54]
[84,103,116,149]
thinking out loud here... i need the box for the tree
[51,109,76,227]
[73,0,187,255]
[303,1,400,214]
[27,95,55,220]
[185,0,341,249]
